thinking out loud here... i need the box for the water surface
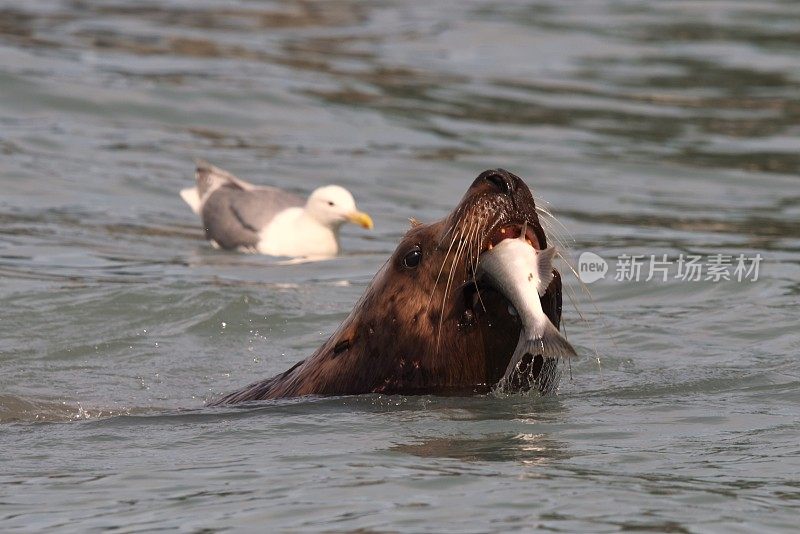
[1,1,799,531]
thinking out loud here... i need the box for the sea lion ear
[408,217,423,228]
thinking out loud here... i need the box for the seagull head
[306,185,373,231]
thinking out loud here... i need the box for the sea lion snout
[456,169,547,255]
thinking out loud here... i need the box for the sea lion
[213,169,564,404]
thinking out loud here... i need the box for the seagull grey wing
[228,187,304,232]
[200,186,304,250]
[200,187,259,249]
[195,160,258,198]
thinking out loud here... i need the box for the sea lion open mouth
[483,223,540,252]
[461,221,540,332]
[213,169,564,404]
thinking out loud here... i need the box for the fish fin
[537,247,556,295]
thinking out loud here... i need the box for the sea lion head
[214,169,563,403]
[357,168,561,394]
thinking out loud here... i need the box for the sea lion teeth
[212,168,564,403]
[481,223,541,254]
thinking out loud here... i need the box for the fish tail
[502,321,576,376]
[519,320,578,361]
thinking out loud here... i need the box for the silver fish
[477,234,577,380]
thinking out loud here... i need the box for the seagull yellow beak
[346,211,374,230]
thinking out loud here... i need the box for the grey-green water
[1,1,799,531]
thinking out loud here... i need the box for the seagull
[180,161,373,258]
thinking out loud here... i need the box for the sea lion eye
[402,246,422,269]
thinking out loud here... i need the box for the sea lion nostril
[485,173,514,196]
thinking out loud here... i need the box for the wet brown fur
[214,169,563,404]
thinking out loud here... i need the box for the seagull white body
[180,162,372,258]
[256,205,338,258]
[478,237,577,378]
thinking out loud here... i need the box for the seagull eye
[402,246,422,269]
[328,201,335,206]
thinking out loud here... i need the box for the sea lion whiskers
[531,200,603,365]
[460,216,482,306]
[534,197,612,354]
[456,211,489,303]
[469,213,488,269]
[441,204,467,240]
[459,212,500,323]
[426,203,481,314]
[425,218,466,314]
[533,195,573,242]
[555,247,619,362]
[467,213,492,313]
[435,217,476,352]
[536,212,570,255]
[533,197,573,254]
[555,251,587,323]
[530,196,589,330]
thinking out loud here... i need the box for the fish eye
[328,201,335,206]
[402,245,422,269]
